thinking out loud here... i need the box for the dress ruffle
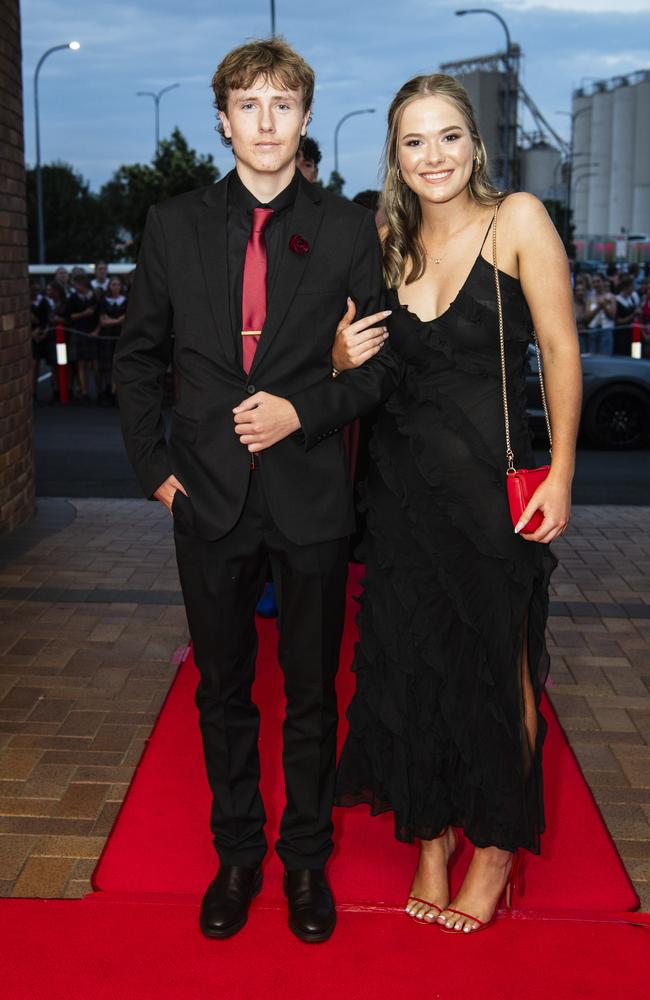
[335,255,557,854]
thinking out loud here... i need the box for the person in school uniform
[67,273,99,402]
[98,275,128,405]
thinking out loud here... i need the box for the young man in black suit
[114,38,398,943]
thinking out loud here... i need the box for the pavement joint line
[0,587,185,606]
[1,586,648,617]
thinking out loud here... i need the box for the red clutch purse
[506,465,550,533]
[492,203,552,535]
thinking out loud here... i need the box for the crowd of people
[30,261,130,405]
[572,261,650,357]
[31,133,650,409]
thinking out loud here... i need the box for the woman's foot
[437,845,514,933]
[405,827,457,923]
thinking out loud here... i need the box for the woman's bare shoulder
[499,191,549,229]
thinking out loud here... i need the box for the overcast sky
[20,0,650,198]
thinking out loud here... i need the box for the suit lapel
[196,175,239,369]
[249,180,324,376]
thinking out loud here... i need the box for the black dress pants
[172,471,348,870]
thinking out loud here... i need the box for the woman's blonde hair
[382,73,503,288]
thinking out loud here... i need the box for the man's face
[296,148,318,183]
[220,76,310,177]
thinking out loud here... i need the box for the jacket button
[247,384,256,394]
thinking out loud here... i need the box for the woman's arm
[331,299,390,371]
[500,193,582,544]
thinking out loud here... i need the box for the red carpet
[93,566,637,914]
[2,899,649,1000]
[3,565,648,997]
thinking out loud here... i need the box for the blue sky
[21,0,650,198]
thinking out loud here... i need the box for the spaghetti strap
[478,213,495,254]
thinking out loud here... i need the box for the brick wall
[0,0,35,532]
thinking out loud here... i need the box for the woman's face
[397,94,474,206]
[109,277,122,297]
[592,275,604,293]
[574,277,586,297]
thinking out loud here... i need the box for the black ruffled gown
[335,242,557,855]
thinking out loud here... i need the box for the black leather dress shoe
[284,868,336,943]
[199,865,262,939]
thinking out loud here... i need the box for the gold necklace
[422,214,479,266]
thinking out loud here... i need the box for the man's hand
[154,474,188,512]
[233,392,301,453]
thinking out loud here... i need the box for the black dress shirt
[227,168,299,365]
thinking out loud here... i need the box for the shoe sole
[199,872,263,940]
[287,916,336,944]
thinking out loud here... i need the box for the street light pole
[270,0,276,35]
[136,83,180,158]
[333,108,375,180]
[33,41,80,264]
[456,8,513,189]
[556,106,591,244]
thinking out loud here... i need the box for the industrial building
[571,71,650,240]
[440,48,566,205]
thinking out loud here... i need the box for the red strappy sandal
[439,850,523,934]
[405,827,459,923]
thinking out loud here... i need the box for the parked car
[526,348,650,449]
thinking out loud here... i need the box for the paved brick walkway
[0,500,648,907]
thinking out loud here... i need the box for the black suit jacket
[113,171,401,544]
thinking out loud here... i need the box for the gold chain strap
[491,202,552,474]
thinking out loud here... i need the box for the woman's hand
[516,472,572,544]
[332,298,391,372]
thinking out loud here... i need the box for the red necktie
[241,207,274,374]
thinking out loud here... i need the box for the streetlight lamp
[136,83,180,158]
[456,8,513,189]
[333,108,375,180]
[33,41,81,264]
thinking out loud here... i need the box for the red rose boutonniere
[289,233,309,255]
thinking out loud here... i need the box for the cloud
[503,0,650,12]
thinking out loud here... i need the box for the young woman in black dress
[333,75,582,934]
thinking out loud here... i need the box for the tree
[326,170,345,196]
[543,199,575,259]
[100,128,220,254]
[26,162,119,263]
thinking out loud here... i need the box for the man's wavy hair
[211,37,315,146]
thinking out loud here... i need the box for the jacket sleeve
[287,210,403,449]
[113,205,173,498]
